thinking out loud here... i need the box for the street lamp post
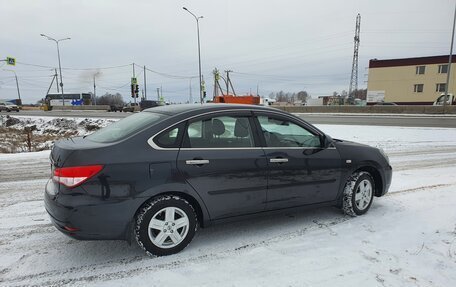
[444,3,456,109]
[3,69,21,100]
[40,34,70,106]
[183,7,204,104]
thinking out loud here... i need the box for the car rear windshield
[87,112,166,143]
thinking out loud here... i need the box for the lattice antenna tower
[349,13,361,97]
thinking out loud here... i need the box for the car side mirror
[321,134,333,148]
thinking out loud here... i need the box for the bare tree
[95,93,125,106]
[296,91,309,104]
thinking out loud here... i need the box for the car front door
[176,111,268,220]
[254,113,342,210]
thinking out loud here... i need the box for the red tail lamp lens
[53,165,104,188]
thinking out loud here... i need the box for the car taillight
[53,165,104,188]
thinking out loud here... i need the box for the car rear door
[176,111,268,220]
[253,112,342,210]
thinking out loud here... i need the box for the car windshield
[87,112,166,143]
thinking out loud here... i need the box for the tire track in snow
[388,182,456,196]
[7,179,456,287]
[0,157,50,183]
[392,158,456,171]
[2,215,349,287]
[387,146,456,157]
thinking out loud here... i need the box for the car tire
[135,195,198,256]
[342,171,374,217]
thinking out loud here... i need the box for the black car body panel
[45,104,392,241]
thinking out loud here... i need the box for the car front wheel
[135,195,198,256]
[342,171,374,216]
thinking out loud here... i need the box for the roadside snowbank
[0,115,116,153]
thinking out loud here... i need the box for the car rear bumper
[44,179,141,240]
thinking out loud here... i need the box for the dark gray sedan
[45,104,392,256]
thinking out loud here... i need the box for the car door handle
[186,159,210,165]
[270,158,288,163]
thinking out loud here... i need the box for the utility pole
[3,69,21,100]
[189,78,193,103]
[55,68,59,93]
[444,3,456,110]
[93,74,97,105]
[144,66,147,100]
[47,73,56,95]
[349,14,361,98]
[14,73,20,100]
[225,70,236,96]
[156,87,160,101]
[132,63,136,105]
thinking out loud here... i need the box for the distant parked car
[108,105,123,112]
[433,93,455,106]
[139,100,163,111]
[0,102,20,112]
[122,103,139,112]
[45,104,392,256]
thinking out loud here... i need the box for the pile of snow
[0,115,116,153]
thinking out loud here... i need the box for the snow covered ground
[0,115,116,153]
[1,124,456,286]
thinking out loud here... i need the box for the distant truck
[433,93,455,105]
[44,93,91,110]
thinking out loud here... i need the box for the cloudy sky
[0,0,454,104]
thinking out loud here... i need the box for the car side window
[257,115,321,148]
[184,115,254,148]
[153,122,185,148]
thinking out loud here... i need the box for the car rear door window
[257,115,321,148]
[184,116,254,148]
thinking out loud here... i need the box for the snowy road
[1,125,456,286]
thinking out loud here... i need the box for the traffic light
[131,84,139,98]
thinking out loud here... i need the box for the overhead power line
[16,61,132,71]
[136,64,197,79]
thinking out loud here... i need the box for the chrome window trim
[147,108,336,151]
[148,109,254,150]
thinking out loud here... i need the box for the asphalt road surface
[8,110,456,128]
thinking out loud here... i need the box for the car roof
[143,103,278,115]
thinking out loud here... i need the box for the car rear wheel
[342,171,374,216]
[135,195,198,256]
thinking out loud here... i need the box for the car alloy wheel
[342,171,374,216]
[148,207,190,249]
[135,195,197,256]
[354,179,372,211]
